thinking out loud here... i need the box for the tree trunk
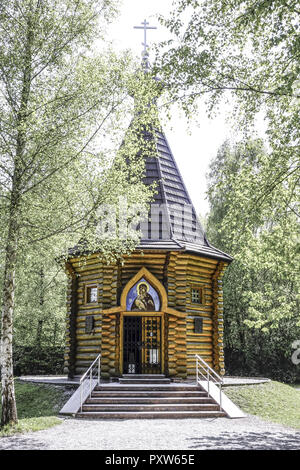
[1,7,34,427]
[1,208,20,426]
[36,268,44,346]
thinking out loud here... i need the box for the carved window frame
[190,286,203,305]
[84,284,98,305]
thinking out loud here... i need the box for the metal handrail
[80,353,101,412]
[195,354,223,411]
[195,354,223,383]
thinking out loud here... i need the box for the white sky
[107,0,235,216]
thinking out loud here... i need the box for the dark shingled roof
[68,125,232,264]
[137,128,233,263]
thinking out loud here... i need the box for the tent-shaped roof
[68,123,232,263]
[137,128,232,263]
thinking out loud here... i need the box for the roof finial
[133,19,157,71]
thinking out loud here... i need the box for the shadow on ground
[187,430,300,450]
[0,436,49,450]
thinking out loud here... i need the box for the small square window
[191,287,202,304]
[86,286,98,303]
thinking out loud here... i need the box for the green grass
[225,381,300,429]
[1,380,299,436]
[0,381,66,437]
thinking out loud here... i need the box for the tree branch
[21,101,123,196]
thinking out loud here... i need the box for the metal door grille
[141,316,161,374]
[123,316,161,374]
[123,316,142,374]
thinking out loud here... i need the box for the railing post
[194,353,223,409]
[98,356,100,385]
[78,354,101,415]
[207,370,210,395]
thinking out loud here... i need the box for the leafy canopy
[155,0,299,211]
[0,1,161,263]
[207,139,299,328]
[206,139,300,381]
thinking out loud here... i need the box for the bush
[224,346,300,384]
[13,345,65,376]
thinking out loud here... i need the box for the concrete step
[92,390,207,398]
[81,403,220,412]
[76,410,226,419]
[119,378,171,384]
[94,385,202,392]
[86,397,213,405]
[122,374,166,379]
[75,380,226,420]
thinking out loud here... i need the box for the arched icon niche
[126,277,161,312]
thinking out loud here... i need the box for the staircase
[76,374,226,419]
[60,355,244,419]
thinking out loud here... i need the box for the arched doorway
[122,315,162,374]
[119,268,167,375]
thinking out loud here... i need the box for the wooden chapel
[63,120,233,380]
[63,20,232,382]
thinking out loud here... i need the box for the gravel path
[1,414,300,450]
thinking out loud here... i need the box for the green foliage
[0,1,160,425]
[155,0,300,230]
[156,0,299,114]
[207,139,300,382]
[0,0,161,265]
[0,381,65,436]
[156,3,300,384]
[225,381,300,429]
[207,139,299,329]
[12,246,67,348]
[13,346,65,376]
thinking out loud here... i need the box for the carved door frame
[102,267,185,377]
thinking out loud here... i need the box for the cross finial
[134,19,157,70]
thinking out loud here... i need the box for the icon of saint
[131,282,155,311]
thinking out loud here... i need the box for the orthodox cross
[134,19,157,69]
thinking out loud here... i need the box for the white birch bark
[1,6,33,426]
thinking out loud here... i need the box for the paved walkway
[1,414,299,450]
[18,375,271,387]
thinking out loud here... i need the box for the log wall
[63,251,228,378]
[212,261,227,375]
[185,254,219,376]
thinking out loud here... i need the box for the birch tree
[0,0,159,427]
[206,139,300,381]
